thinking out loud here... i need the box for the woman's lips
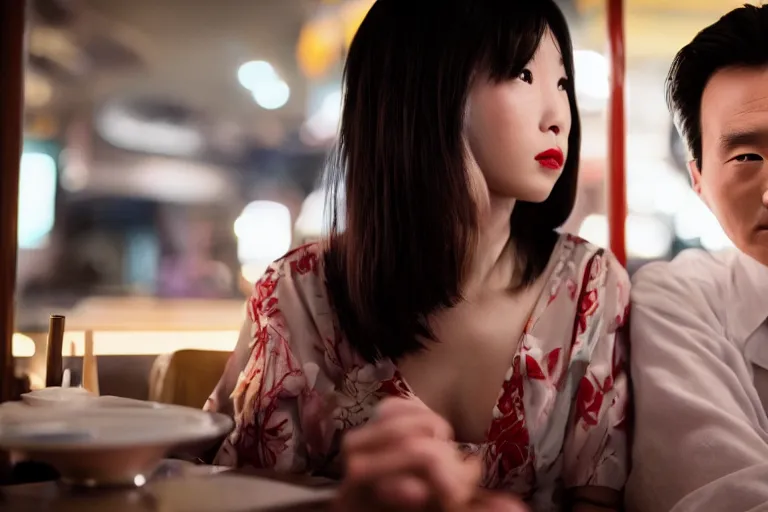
[535,148,564,170]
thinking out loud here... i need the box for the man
[627,4,768,512]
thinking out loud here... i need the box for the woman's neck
[463,195,516,297]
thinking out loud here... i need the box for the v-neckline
[390,232,567,444]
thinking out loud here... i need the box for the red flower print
[256,323,271,345]
[258,296,280,318]
[487,357,533,480]
[547,348,561,375]
[579,289,598,318]
[377,372,411,398]
[575,374,608,428]
[244,357,263,382]
[253,272,278,303]
[241,404,293,469]
[577,289,599,334]
[290,250,319,276]
[566,233,588,245]
[524,349,563,382]
[495,387,518,417]
[602,375,614,393]
[616,303,630,329]
[566,278,578,300]
[547,290,558,306]
[526,355,546,380]
[492,415,531,479]
[281,242,318,261]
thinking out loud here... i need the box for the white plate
[0,397,231,450]
[20,387,96,408]
[0,396,233,486]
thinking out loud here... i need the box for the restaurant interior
[0,0,755,509]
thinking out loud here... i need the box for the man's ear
[688,159,703,196]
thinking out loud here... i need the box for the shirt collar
[729,250,768,344]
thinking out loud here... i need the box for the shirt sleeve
[205,250,324,472]
[563,251,631,491]
[626,261,768,512]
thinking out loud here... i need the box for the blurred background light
[234,201,292,282]
[237,60,290,110]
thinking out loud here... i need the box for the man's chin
[741,235,768,267]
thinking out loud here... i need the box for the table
[0,462,336,511]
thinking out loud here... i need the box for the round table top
[0,463,335,511]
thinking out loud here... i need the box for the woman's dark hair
[667,4,768,169]
[323,0,580,364]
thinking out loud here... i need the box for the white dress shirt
[626,248,768,512]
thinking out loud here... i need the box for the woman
[206,1,630,510]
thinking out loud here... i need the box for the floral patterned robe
[205,233,631,511]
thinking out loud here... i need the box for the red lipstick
[535,148,564,170]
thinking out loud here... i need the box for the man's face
[696,65,768,265]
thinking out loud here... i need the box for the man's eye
[733,153,763,162]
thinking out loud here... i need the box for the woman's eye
[518,69,533,84]
[557,77,569,91]
[733,153,763,162]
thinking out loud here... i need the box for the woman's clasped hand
[334,398,529,512]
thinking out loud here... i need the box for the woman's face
[465,29,572,204]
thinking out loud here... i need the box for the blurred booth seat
[149,349,230,409]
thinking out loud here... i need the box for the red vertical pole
[607,0,627,265]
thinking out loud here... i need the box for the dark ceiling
[28,0,320,154]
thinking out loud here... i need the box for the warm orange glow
[62,297,245,331]
[296,18,340,79]
[577,0,746,11]
[12,333,35,357]
[577,1,752,58]
[340,0,373,48]
[13,330,239,357]
[296,0,374,79]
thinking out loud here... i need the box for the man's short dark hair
[667,4,768,168]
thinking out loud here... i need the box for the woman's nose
[540,94,568,137]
